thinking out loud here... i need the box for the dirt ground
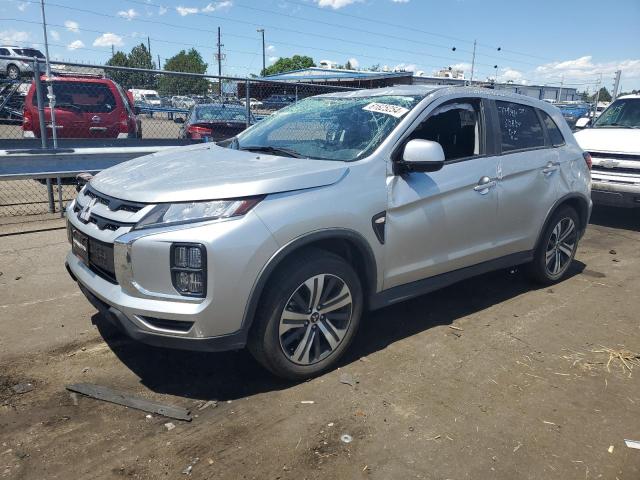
[1,206,639,479]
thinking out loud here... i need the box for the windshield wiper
[54,102,82,112]
[239,145,306,158]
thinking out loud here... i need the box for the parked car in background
[557,103,591,128]
[574,94,640,208]
[176,103,253,140]
[242,97,263,108]
[23,75,141,139]
[171,95,195,110]
[65,86,591,380]
[262,94,296,110]
[0,45,45,79]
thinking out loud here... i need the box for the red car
[22,74,141,139]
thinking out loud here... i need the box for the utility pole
[111,44,114,57]
[215,27,225,94]
[469,39,476,84]
[257,28,265,75]
[147,36,151,58]
[39,0,57,149]
[558,75,563,103]
[612,70,622,101]
[593,73,603,119]
[157,54,161,70]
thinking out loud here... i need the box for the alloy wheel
[7,66,19,80]
[278,273,353,365]
[545,217,577,276]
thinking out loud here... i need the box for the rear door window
[0,48,9,55]
[35,81,118,113]
[496,101,545,152]
[539,110,565,147]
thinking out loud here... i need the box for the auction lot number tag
[363,102,410,118]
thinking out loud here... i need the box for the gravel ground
[0,206,639,479]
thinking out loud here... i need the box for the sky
[1,0,639,93]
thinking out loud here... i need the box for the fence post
[33,59,48,150]
[57,176,64,217]
[245,79,251,128]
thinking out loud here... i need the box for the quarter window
[496,101,545,152]
[407,100,482,161]
[0,48,9,55]
[539,110,565,147]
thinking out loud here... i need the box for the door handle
[542,162,559,175]
[474,176,496,194]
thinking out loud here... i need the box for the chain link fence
[0,56,355,144]
[0,56,356,220]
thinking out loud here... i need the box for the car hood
[574,128,640,154]
[90,143,349,203]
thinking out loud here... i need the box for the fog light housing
[170,243,206,297]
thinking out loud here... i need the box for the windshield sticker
[363,102,410,118]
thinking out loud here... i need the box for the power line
[8,0,486,72]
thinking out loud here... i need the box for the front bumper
[66,200,280,350]
[591,178,640,208]
[68,266,247,351]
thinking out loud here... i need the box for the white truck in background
[128,89,161,107]
[574,94,640,208]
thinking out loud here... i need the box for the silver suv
[65,86,592,379]
[0,46,44,79]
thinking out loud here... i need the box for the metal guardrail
[0,145,177,178]
[0,145,173,218]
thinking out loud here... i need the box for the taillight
[188,125,212,139]
[22,108,33,131]
[582,152,592,170]
[119,110,129,133]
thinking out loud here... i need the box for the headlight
[132,196,263,230]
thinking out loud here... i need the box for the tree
[591,86,612,103]
[369,64,381,72]
[105,50,130,87]
[105,44,155,89]
[261,55,315,76]
[157,49,209,96]
[344,60,352,70]
[126,43,156,89]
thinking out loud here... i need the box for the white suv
[574,95,640,208]
[66,86,592,379]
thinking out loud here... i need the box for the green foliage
[592,86,612,103]
[369,64,381,72]
[105,44,155,89]
[126,44,156,89]
[261,55,315,76]
[157,49,210,95]
[105,51,130,87]
[344,60,353,70]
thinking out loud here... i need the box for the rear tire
[7,64,19,80]
[248,248,363,381]
[527,206,580,285]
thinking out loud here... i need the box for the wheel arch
[241,229,377,334]
[535,193,590,251]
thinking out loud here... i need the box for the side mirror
[133,106,141,115]
[174,117,185,124]
[575,117,591,129]
[397,139,445,173]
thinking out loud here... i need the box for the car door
[384,97,502,290]
[491,100,560,254]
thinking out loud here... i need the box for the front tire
[528,206,580,285]
[248,248,363,380]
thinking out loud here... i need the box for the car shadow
[96,261,586,402]
[589,205,639,232]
